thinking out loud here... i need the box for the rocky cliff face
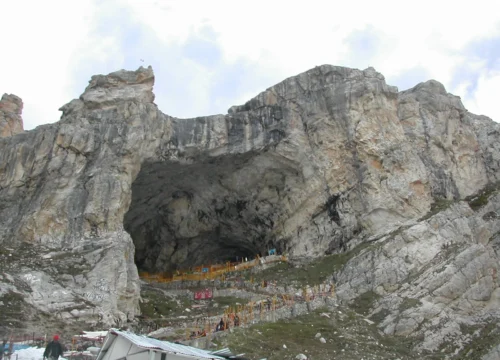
[0,65,499,337]
[335,192,500,352]
[0,94,24,137]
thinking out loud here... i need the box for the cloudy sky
[2,0,499,130]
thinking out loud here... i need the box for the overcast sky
[2,0,499,130]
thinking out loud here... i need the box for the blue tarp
[3,344,33,352]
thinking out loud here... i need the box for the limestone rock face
[335,193,500,353]
[0,94,24,137]
[0,64,499,330]
[399,81,488,198]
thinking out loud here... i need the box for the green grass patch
[0,291,27,328]
[250,262,289,282]
[420,198,454,221]
[0,291,24,311]
[468,194,490,210]
[253,242,373,287]
[453,323,500,359]
[212,296,247,309]
[218,308,418,360]
[465,181,500,211]
[349,290,381,316]
[399,297,421,312]
[253,258,332,287]
[140,290,192,318]
[369,308,390,323]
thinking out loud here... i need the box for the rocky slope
[0,93,24,137]
[334,191,500,356]
[0,64,499,347]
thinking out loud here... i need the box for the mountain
[1,65,499,356]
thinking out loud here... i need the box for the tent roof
[74,331,108,341]
[97,329,226,360]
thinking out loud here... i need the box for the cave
[123,150,303,273]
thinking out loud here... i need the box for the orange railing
[140,255,288,284]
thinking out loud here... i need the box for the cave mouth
[123,151,302,274]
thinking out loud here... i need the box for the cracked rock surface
[335,194,500,353]
[0,64,499,332]
[0,93,24,137]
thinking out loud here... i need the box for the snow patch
[13,347,67,360]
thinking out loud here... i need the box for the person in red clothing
[43,335,63,360]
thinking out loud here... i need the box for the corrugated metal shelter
[95,329,228,360]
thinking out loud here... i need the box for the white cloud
[0,0,98,129]
[113,0,500,94]
[165,58,215,117]
[1,0,500,129]
[462,71,500,122]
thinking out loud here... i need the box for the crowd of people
[214,313,241,332]
[188,297,281,340]
[189,312,243,339]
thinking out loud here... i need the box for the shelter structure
[74,331,109,342]
[96,329,246,360]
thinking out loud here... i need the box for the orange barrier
[140,255,288,284]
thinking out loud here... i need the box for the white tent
[96,329,228,360]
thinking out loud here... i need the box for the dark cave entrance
[123,151,301,274]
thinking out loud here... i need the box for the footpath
[142,274,338,350]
